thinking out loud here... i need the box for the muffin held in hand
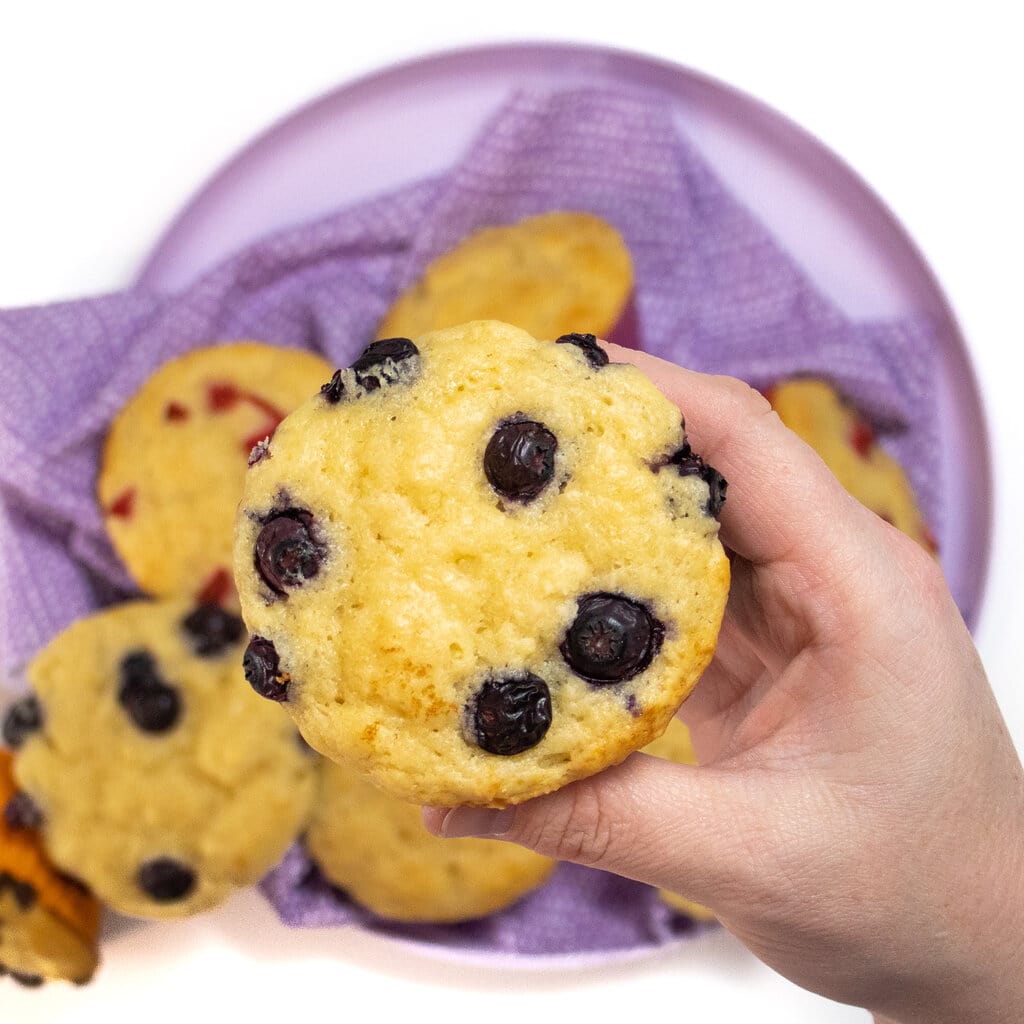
[767,379,937,554]
[1,750,101,987]
[377,212,635,344]
[233,320,730,807]
[98,342,333,606]
[306,758,554,923]
[6,599,317,919]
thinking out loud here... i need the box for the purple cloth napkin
[0,87,941,957]
[262,845,703,959]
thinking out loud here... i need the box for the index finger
[604,343,867,569]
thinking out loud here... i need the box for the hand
[424,346,1024,1024]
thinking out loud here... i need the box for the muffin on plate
[306,757,554,923]
[1,749,101,986]
[377,212,636,344]
[767,378,936,553]
[98,342,333,606]
[6,599,317,919]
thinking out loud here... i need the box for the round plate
[137,42,991,627]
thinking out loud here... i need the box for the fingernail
[437,806,517,839]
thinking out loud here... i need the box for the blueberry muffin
[305,758,554,922]
[233,320,730,807]
[98,342,333,605]
[6,599,316,919]
[641,718,716,922]
[1,750,101,986]
[377,212,634,343]
[767,379,936,553]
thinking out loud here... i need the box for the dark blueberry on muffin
[254,510,324,596]
[561,593,663,684]
[484,419,558,503]
[181,605,244,657]
[243,636,290,702]
[118,652,181,733]
[664,443,727,519]
[3,792,44,831]
[321,370,345,404]
[471,673,552,755]
[555,332,609,369]
[137,858,196,903]
[1,696,43,749]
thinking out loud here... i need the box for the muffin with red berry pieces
[5,599,316,919]
[233,320,730,808]
[98,342,333,607]
[767,379,937,554]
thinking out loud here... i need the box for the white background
[1,2,1022,1021]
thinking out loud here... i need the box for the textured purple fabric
[0,88,940,957]
[262,845,702,959]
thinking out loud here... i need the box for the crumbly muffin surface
[99,342,333,603]
[306,758,554,923]
[377,212,633,341]
[11,599,316,919]
[234,321,729,807]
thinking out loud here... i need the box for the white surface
[1,2,1021,1021]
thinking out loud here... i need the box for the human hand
[424,345,1024,1024]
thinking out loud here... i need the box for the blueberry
[322,338,419,402]
[117,652,181,733]
[484,419,558,503]
[243,636,289,702]
[561,593,664,684]
[254,510,324,596]
[470,673,552,756]
[555,332,609,369]
[181,605,244,658]
[11,972,44,988]
[665,443,728,519]
[0,870,37,911]
[137,858,195,903]
[1,695,43,749]
[352,338,418,375]
[321,370,345,404]
[3,792,43,831]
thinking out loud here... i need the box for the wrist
[870,828,1024,1024]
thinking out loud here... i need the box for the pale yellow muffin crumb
[98,342,333,604]
[377,212,633,341]
[768,379,936,553]
[306,758,554,923]
[13,599,317,919]
[234,321,729,808]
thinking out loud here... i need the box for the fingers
[604,343,865,570]
[423,752,763,910]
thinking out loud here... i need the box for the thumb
[422,752,761,909]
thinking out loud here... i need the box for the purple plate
[138,42,991,624]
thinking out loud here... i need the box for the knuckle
[710,375,775,419]
[899,535,953,613]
